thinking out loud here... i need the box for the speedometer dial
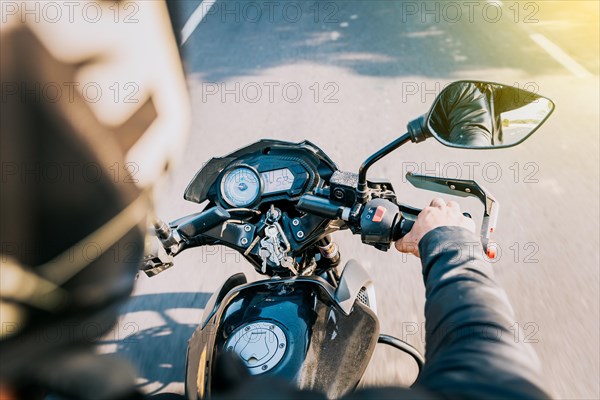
[220,167,261,207]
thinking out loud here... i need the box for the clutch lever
[405,172,499,258]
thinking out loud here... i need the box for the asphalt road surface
[100,1,600,398]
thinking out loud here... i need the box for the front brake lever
[406,172,499,258]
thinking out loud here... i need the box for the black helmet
[0,2,189,398]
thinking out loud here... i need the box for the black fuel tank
[185,275,379,399]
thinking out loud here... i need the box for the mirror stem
[357,132,413,203]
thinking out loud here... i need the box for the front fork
[315,235,342,285]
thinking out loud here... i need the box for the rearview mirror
[426,81,555,149]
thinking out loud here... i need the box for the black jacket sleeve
[413,226,549,399]
[212,226,550,400]
[429,83,494,147]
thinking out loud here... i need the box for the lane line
[181,0,218,45]
[529,33,593,78]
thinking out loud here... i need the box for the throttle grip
[393,211,472,241]
[392,216,415,241]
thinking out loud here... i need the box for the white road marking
[530,33,593,78]
[181,0,218,45]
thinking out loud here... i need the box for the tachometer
[220,167,261,207]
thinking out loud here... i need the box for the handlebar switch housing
[360,198,400,251]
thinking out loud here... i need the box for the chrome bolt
[465,188,471,193]
[245,326,251,331]
[450,185,456,190]
[244,225,252,232]
[241,238,248,245]
[292,219,300,226]
[227,346,233,351]
[261,365,268,371]
[269,325,275,330]
[297,231,304,239]
[279,343,285,348]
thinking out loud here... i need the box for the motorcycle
[142,81,554,399]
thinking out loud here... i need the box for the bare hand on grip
[395,198,476,257]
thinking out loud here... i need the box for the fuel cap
[225,321,287,375]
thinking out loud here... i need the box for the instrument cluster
[217,159,312,209]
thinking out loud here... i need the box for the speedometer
[220,167,261,207]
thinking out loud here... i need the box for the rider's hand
[395,198,476,257]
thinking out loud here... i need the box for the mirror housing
[409,80,555,149]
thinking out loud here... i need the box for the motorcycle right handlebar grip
[393,211,472,241]
[392,216,415,241]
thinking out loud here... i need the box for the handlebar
[297,194,420,251]
[296,195,348,220]
[297,195,474,251]
[150,206,231,258]
[176,206,231,238]
[149,193,475,271]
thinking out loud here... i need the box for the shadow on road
[181,0,571,81]
[99,292,212,395]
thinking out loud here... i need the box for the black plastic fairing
[184,140,337,204]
